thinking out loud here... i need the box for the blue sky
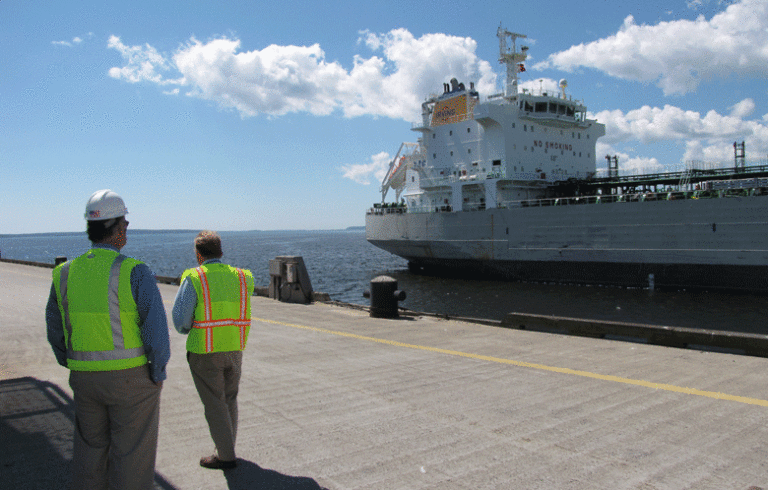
[2,0,767,234]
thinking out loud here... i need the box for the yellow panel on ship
[431,94,467,126]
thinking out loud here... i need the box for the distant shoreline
[0,226,365,239]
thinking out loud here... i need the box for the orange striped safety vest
[181,263,254,354]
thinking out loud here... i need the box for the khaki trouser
[69,365,162,490]
[187,350,242,461]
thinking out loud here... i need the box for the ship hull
[366,196,768,291]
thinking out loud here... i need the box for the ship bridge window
[558,105,566,115]
[493,160,501,167]
[549,103,557,114]
[524,101,533,112]
[567,107,575,117]
[535,102,547,112]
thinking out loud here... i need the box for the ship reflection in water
[385,270,768,336]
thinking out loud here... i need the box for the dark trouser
[187,350,242,461]
[69,365,162,490]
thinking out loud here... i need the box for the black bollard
[363,276,406,318]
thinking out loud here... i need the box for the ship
[365,26,768,291]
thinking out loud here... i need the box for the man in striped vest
[172,230,254,470]
[46,189,171,490]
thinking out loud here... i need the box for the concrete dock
[2,260,767,489]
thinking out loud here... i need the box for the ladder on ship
[679,162,693,191]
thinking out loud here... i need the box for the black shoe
[200,455,237,470]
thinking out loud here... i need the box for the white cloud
[595,103,768,168]
[53,36,85,47]
[519,78,562,96]
[596,104,750,144]
[347,29,497,119]
[535,0,768,95]
[105,23,767,184]
[107,29,497,121]
[341,151,392,185]
[730,98,755,118]
[172,37,347,117]
[597,142,665,175]
[107,36,183,85]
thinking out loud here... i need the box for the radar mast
[497,25,528,99]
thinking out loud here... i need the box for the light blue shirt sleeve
[172,277,198,335]
[131,263,171,383]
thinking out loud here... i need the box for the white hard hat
[84,189,128,221]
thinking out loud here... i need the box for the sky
[2,0,767,234]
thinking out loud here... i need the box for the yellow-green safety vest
[181,263,254,354]
[52,248,148,371]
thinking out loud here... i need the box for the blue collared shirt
[45,244,171,382]
[171,258,221,335]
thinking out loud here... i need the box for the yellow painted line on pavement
[254,316,768,408]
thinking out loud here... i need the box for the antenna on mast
[497,24,528,99]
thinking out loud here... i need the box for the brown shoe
[199,455,237,470]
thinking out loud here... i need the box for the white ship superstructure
[381,27,605,214]
[366,26,768,291]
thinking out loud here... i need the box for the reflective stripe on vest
[58,254,146,363]
[191,267,249,353]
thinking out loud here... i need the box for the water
[2,229,766,334]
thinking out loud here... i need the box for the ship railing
[589,162,768,186]
[367,186,767,216]
[519,112,583,125]
[501,188,767,209]
[368,203,408,216]
[420,171,507,188]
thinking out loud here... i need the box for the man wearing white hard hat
[46,189,171,490]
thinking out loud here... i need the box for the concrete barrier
[502,312,768,358]
[0,258,331,303]
[0,258,56,269]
